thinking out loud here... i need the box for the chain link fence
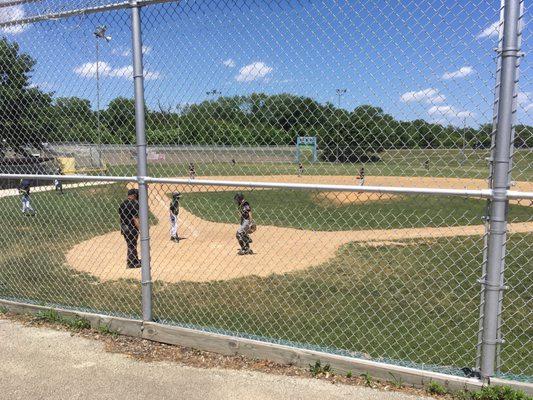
[0,0,531,384]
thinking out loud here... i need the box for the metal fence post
[130,0,152,322]
[480,0,521,380]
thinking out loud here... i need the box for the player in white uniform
[19,179,35,215]
[170,192,181,242]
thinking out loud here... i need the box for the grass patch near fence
[0,183,143,317]
[0,182,531,378]
[152,234,532,377]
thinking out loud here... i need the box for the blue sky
[1,0,531,127]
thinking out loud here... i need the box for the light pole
[94,25,111,168]
[206,89,221,98]
[461,117,467,165]
[336,88,347,108]
[335,89,347,162]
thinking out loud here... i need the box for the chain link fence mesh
[0,0,531,383]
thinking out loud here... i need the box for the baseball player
[189,162,196,179]
[118,188,141,269]
[358,167,365,186]
[298,162,304,177]
[19,179,35,215]
[54,168,63,194]
[234,193,255,255]
[169,191,181,242]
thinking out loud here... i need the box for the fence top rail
[0,0,175,27]
[1,174,532,199]
[146,177,496,198]
[0,173,136,183]
[0,0,41,8]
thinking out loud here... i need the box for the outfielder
[234,193,256,255]
[54,167,63,194]
[19,179,35,215]
[358,167,365,186]
[298,162,304,177]
[189,162,196,179]
[169,191,181,242]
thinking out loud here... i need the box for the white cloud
[477,21,501,39]
[111,45,152,57]
[516,92,531,105]
[0,4,28,34]
[400,88,446,104]
[28,81,54,91]
[441,66,474,80]
[144,70,162,80]
[235,61,273,82]
[73,61,161,81]
[428,105,475,119]
[223,58,236,68]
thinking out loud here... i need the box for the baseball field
[0,158,531,377]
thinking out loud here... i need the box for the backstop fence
[0,0,531,385]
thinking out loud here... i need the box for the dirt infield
[66,175,533,283]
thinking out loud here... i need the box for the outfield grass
[0,183,531,378]
[107,148,533,181]
[153,234,532,378]
[182,189,532,230]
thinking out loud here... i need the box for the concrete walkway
[0,319,433,400]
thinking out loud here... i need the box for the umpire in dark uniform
[119,188,141,269]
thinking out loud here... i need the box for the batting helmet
[172,191,182,199]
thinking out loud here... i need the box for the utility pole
[336,88,347,108]
[94,25,111,168]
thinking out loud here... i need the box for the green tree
[514,125,533,148]
[104,97,136,144]
[0,38,48,156]
[54,97,95,142]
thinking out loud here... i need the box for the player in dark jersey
[54,167,63,194]
[189,162,196,179]
[359,167,365,186]
[118,188,141,268]
[169,191,181,242]
[298,162,303,177]
[234,193,254,255]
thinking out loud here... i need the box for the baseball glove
[249,220,257,234]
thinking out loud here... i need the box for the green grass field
[108,148,533,182]
[182,189,532,230]
[0,181,531,379]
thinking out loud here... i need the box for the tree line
[1,38,531,162]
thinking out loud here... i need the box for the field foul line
[0,181,114,199]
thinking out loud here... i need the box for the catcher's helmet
[234,193,244,204]
[172,191,182,199]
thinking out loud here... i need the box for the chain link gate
[0,0,531,384]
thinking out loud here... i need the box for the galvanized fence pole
[480,0,521,380]
[130,0,152,321]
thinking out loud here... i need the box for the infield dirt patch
[66,175,533,283]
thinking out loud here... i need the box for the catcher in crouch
[234,193,256,255]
